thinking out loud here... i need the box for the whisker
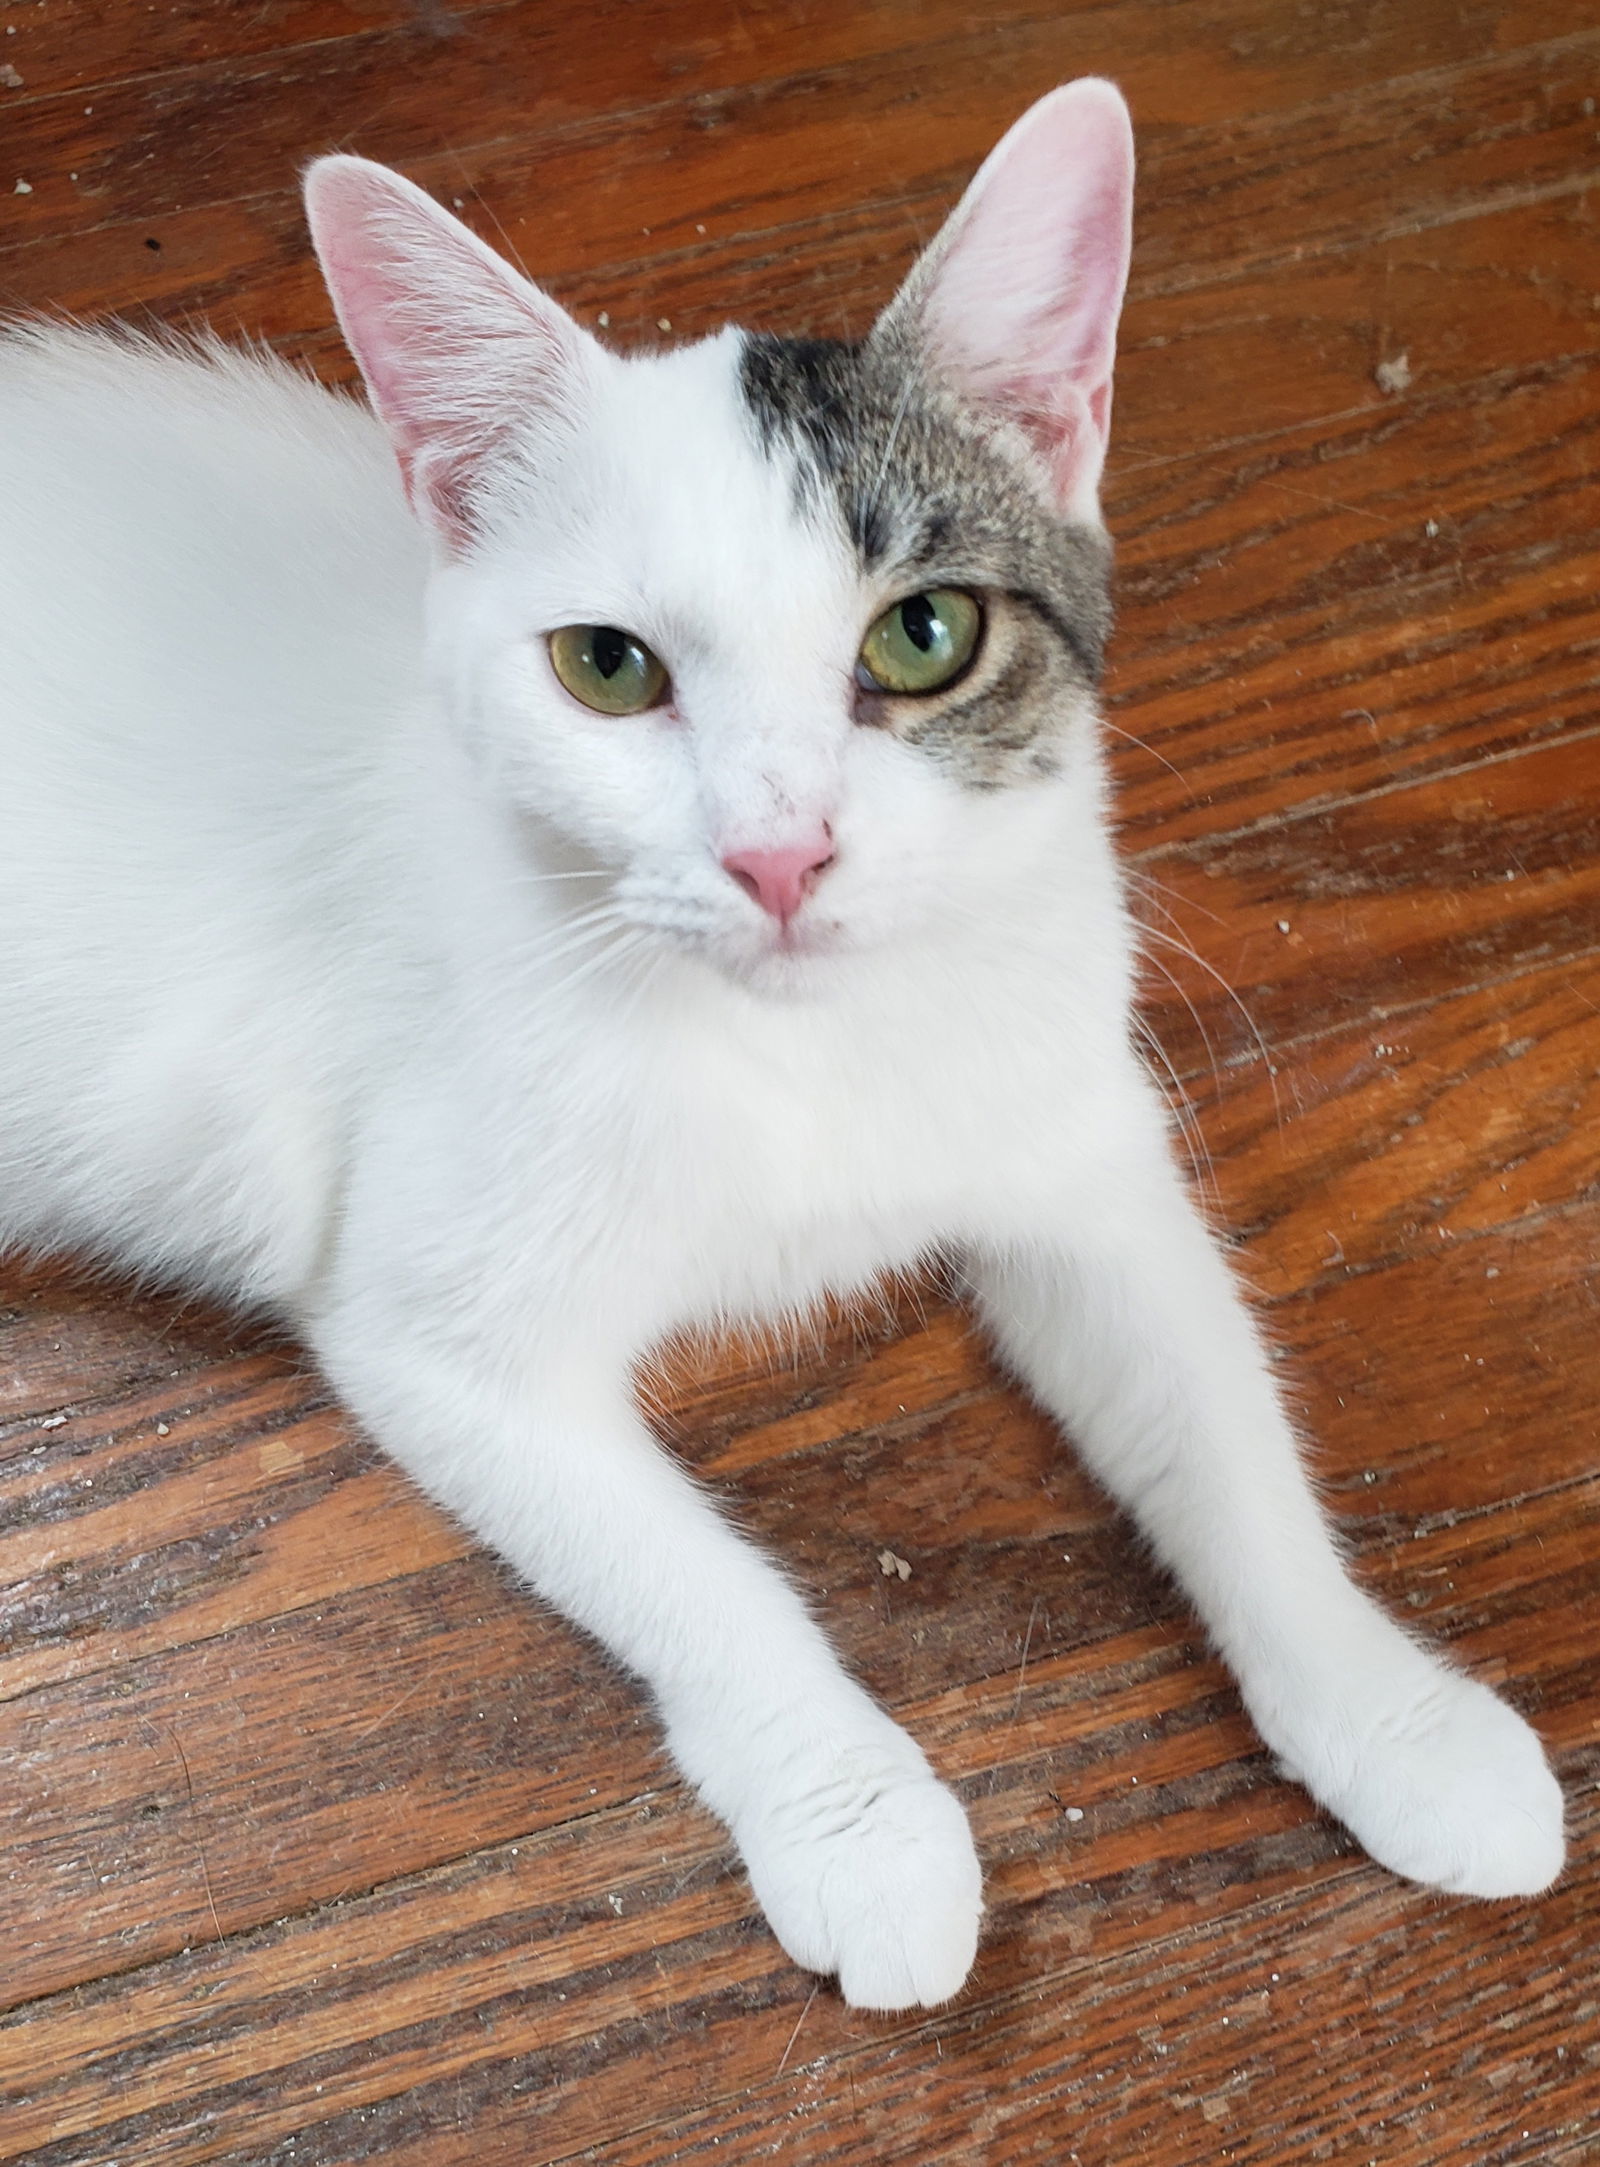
[1138,923,1282,1128]
[1099,712,1188,786]
[1126,864,1224,930]
[514,867,614,885]
[1137,943,1226,1115]
[1132,1012,1217,1210]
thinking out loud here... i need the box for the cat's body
[0,83,1564,2010]
[0,323,1126,1321]
[0,328,428,1298]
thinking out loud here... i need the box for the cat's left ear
[876,79,1134,521]
[304,155,600,551]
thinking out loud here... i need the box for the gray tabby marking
[738,330,1112,788]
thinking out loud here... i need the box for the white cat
[0,79,1563,2010]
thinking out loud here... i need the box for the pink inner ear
[312,224,429,439]
[917,81,1134,507]
[304,156,589,548]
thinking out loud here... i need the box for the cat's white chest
[600,965,1080,1331]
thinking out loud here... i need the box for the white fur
[0,86,1563,2012]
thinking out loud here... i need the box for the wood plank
[573,1843,1600,2167]
[3,19,1594,342]
[4,1543,1592,2167]
[4,0,1582,119]
[1132,731,1600,1073]
[0,1253,271,1422]
[0,1556,665,2012]
[1106,347,1600,845]
[1195,955,1600,1286]
[0,1369,463,1705]
[0,0,1292,250]
[3,1523,1588,2163]
[1114,229,1600,853]
[0,0,482,103]
[4,6,1591,249]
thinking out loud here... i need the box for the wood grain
[1110,348,1600,790]
[1,1,1597,2162]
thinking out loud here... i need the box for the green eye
[857,589,982,695]
[548,624,669,714]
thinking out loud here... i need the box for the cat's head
[304,82,1133,992]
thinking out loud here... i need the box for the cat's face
[429,325,1112,988]
[305,80,1133,989]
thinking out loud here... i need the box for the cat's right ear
[304,156,598,551]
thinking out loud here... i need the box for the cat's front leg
[307,1312,981,2009]
[966,1114,1564,1898]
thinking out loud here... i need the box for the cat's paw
[738,1744,982,2010]
[1297,1663,1564,1899]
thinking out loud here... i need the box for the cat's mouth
[612,868,855,983]
[712,908,850,989]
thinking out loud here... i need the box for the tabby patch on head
[738,331,1113,790]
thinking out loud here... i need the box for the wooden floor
[2,3,1598,2161]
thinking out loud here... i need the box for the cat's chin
[707,918,858,997]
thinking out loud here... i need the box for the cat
[0,78,1563,2011]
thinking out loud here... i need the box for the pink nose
[721,830,835,924]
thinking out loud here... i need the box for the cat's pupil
[591,626,628,679]
[900,596,936,652]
